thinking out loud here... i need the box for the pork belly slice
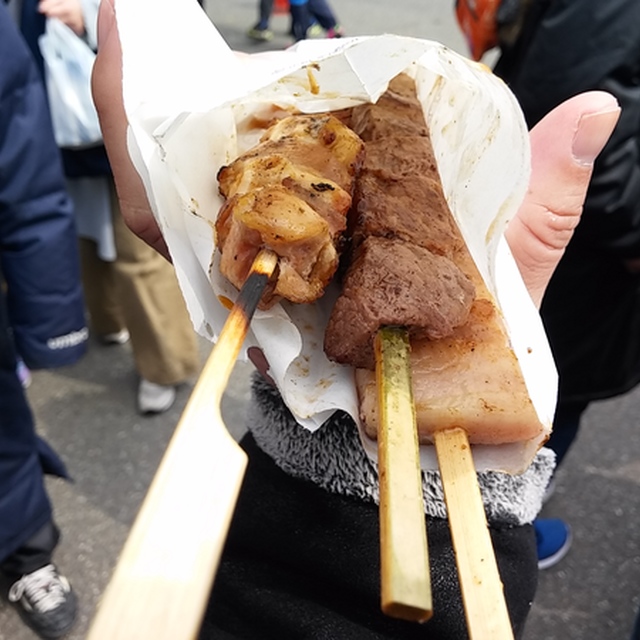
[355,246,546,447]
[355,293,544,447]
[324,236,475,370]
[218,187,338,307]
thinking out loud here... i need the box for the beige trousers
[79,186,200,386]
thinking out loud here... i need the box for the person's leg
[546,398,590,467]
[108,184,199,388]
[258,0,274,28]
[248,0,275,41]
[0,287,55,566]
[534,398,588,569]
[289,0,312,40]
[307,0,337,30]
[631,604,640,640]
[1,521,59,578]
[78,237,127,339]
[3,522,76,640]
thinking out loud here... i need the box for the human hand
[92,0,171,260]
[505,92,620,307]
[39,0,85,35]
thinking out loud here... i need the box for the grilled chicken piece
[259,114,364,190]
[217,155,351,242]
[215,114,365,308]
[220,113,364,194]
[219,187,338,304]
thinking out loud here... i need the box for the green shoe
[247,26,274,42]
[307,23,324,38]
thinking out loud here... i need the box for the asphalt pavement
[2,0,640,638]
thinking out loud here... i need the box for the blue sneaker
[535,518,572,570]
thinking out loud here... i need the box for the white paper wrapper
[115,0,557,472]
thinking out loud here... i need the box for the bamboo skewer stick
[434,428,514,640]
[375,327,432,622]
[87,249,278,640]
[376,327,513,638]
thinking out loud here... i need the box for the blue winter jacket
[0,2,84,561]
[0,2,88,369]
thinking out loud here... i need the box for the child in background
[247,0,343,42]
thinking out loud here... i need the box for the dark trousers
[0,521,59,578]
[631,605,640,640]
[308,0,337,30]
[288,2,311,40]
[256,0,273,28]
[254,0,337,36]
[546,399,589,467]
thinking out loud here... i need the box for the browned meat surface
[218,155,351,240]
[348,136,462,258]
[360,136,439,180]
[218,187,339,304]
[324,73,475,369]
[328,74,543,451]
[223,114,364,193]
[215,114,364,308]
[350,74,429,141]
[351,172,463,258]
[349,105,429,141]
[324,237,475,370]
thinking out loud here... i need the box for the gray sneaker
[8,564,77,639]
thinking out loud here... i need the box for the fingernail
[97,0,115,47]
[572,107,620,166]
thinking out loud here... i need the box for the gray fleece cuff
[248,374,555,526]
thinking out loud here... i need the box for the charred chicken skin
[216,114,364,308]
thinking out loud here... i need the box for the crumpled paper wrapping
[115,0,557,471]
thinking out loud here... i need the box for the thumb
[505,91,620,307]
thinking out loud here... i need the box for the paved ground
[2,0,640,638]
